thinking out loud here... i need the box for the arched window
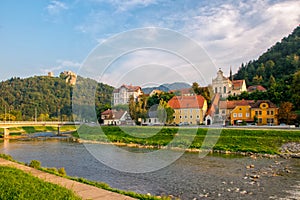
[223,86,226,93]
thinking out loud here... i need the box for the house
[142,108,164,126]
[204,93,220,125]
[250,100,278,125]
[218,99,278,125]
[101,109,134,125]
[113,84,143,106]
[230,104,252,125]
[231,80,247,96]
[218,100,254,124]
[168,95,207,125]
[211,68,247,98]
[247,85,267,93]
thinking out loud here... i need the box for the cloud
[46,0,68,15]
[76,0,300,82]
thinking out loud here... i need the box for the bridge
[0,121,80,138]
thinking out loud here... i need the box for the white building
[113,84,143,106]
[211,69,246,98]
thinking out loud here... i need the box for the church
[211,68,247,98]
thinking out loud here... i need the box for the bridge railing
[0,121,79,125]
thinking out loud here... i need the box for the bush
[58,167,67,176]
[29,160,41,169]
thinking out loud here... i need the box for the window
[246,113,250,117]
[197,115,199,118]
[190,116,193,118]
[238,113,242,117]
[255,111,258,116]
[259,111,262,115]
[233,113,237,118]
[185,116,187,118]
[222,110,225,114]
[219,87,221,93]
[258,118,262,123]
[215,87,217,93]
[180,116,182,118]
[223,86,226,93]
[267,111,270,115]
[271,110,274,115]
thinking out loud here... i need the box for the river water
[0,138,300,200]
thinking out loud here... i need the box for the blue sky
[0,0,299,85]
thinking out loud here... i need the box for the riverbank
[0,154,168,200]
[73,125,300,157]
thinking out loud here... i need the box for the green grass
[0,166,81,200]
[74,125,300,154]
[0,154,168,200]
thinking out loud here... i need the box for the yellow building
[250,100,278,125]
[168,95,207,125]
[230,105,252,125]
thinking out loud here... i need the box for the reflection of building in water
[113,84,143,106]
[211,68,246,98]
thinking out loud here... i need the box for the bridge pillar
[57,126,61,136]
[3,128,9,138]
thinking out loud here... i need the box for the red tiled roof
[113,84,141,93]
[101,109,127,120]
[247,85,267,92]
[219,99,254,109]
[206,94,220,116]
[101,109,112,115]
[168,95,206,109]
[232,80,244,90]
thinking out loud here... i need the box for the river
[0,137,300,200]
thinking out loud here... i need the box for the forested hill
[0,75,114,121]
[234,25,300,88]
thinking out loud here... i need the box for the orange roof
[232,80,244,90]
[168,95,206,109]
[219,99,254,109]
[206,94,220,116]
[247,85,267,92]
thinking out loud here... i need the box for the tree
[277,102,297,124]
[291,71,300,109]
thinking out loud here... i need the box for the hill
[0,75,114,121]
[234,26,300,87]
[232,26,300,109]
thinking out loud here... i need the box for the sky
[0,0,299,87]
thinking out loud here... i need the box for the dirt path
[0,158,136,200]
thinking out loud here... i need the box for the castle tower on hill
[60,71,77,85]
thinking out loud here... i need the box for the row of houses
[101,69,275,126]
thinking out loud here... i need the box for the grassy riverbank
[74,125,300,154]
[0,166,81,200]
[0,154,169,200]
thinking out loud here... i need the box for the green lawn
[75,125,300,154]
[0,166,81,200]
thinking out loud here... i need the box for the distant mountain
[142,82,191,94]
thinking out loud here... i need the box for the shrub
[29,160,41,169]
[58,167,67,176]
